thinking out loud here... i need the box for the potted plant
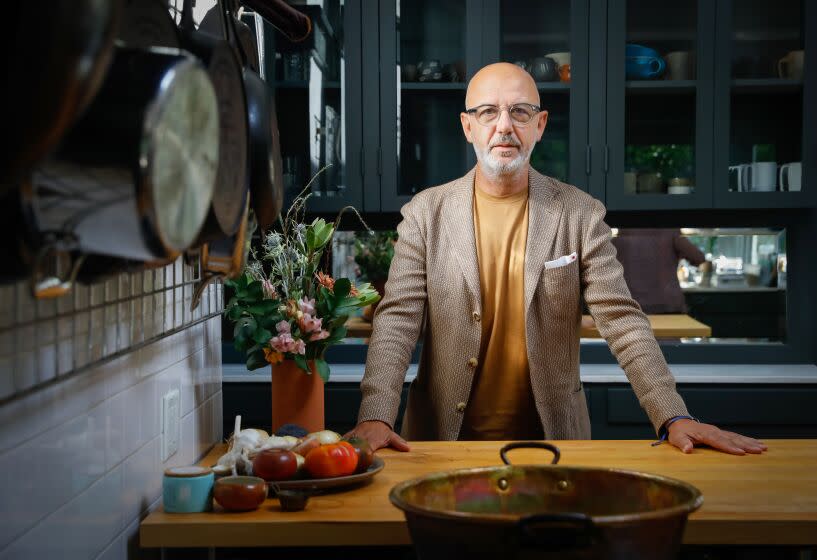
[353,230,397,321]
[224,175,380,433]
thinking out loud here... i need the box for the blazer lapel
[441,167,481,306]
[524,169,564,312]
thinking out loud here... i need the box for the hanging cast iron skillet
[0,0,123,196]
[179,0,249,241]
[21,47,220,298]
[225,2,289,230]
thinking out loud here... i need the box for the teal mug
[163,466,214,513]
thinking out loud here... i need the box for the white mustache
[489,136,521,148]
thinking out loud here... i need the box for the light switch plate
[161,388,180,462]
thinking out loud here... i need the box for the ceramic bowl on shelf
[213,475,268,512]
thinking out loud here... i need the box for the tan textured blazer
[358,167,689,441]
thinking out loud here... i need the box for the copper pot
[390,442,703,560]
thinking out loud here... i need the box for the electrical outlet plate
[161,389,180,462]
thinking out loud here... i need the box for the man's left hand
[667,419,768,455]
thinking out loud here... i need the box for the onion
[307,430,341,445]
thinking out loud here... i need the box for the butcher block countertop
[346,314,712,339]
[141,440,817,548]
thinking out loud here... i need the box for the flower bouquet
[224,181,380,384]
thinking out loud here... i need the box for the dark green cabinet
[223,381,817,440]
[264,0,813,214]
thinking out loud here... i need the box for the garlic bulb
[258,435,296,452]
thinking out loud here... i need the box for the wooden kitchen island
[141,440,817,550]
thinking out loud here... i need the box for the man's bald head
[465,63,540,109]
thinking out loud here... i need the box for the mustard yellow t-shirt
[459,183,543,441]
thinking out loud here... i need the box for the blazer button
[467,357,478,368]
[456,402,466,413]
[472,311,481,322]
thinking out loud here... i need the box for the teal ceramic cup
[163,466,214,513]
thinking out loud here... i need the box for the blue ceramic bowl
[163,466,214,513]
[625,45,666,79]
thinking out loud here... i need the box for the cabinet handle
[360,148,365,178]
[377,147,382,176]
[585,145,591,175]
[604,145,609,174]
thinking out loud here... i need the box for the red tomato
[304,441,359,478]
[252,449,298,481]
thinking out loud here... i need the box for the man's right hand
[344,420,410,452]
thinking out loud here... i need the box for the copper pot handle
[516,512,597,549]
[500,442,561,465]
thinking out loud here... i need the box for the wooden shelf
[625,80,698,94]
[730,79,803,93]
[400,82,466,90]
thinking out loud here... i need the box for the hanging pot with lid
[390,442,703,560]
[22,46,219,297]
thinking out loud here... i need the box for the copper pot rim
[389,464,704,526]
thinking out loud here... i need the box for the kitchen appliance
[390,442,703,560]
[22,47,219,297]
[625,44,666,80]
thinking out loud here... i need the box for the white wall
[0,262,223,560]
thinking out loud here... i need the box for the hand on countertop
[344,420,410,452]
[667,419,768,455]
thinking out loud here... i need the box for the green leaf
[246,280,264,300]
[227,305,243,321]
[246,350,268,371]
[315,359,330,383]
[252,328,272,344]
[294,354,309,373]
[333,278,351,300]
[248,300,279,315]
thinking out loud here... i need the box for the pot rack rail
[0,256,223,405]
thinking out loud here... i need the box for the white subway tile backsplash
[3,466,123,560]
[121,376,158,458]
[122,437,161,526]
[0,256,222,559]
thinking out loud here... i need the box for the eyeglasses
[464,103,542,126]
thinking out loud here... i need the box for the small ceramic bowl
[213,476,268,512]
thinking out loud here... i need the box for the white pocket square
[544,251,578,269]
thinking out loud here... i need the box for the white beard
[473,141,533,180]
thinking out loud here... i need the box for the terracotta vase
[270,360,324,434]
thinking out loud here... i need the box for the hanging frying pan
[224,2,287,230]
[1,0,123,196]
[179,0,249,242]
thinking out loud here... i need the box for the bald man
[348,63,767,456]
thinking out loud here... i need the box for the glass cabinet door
[713,0,814,208]
[605,0,715,210]
[264,0,362,213]
[495,0,588,190]
[378,0,482,212]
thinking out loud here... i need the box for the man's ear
[537,110,549,141]
[460,112,474,143]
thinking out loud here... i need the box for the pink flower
[299,313,322,333]
[293,339,306,355]
[275,320,291,334]
[298,297,316,316]
[270,332,294,353]
[262,279,276,299]
[309,329,330,342]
